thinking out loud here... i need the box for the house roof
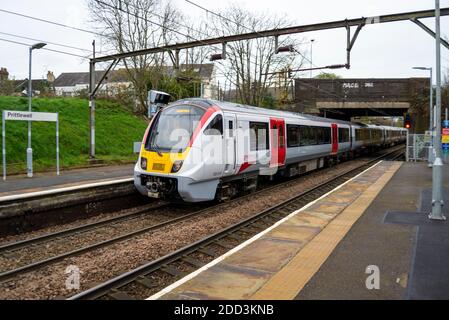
[54,64,215,87]
[53,70,129,87]
[11,79,52,92]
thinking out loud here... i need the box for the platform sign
[2,110,59,180]
[4,111,58,122]
[442,128,449,144]
[443,127,449,154]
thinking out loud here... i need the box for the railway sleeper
[136,275,158,289]
[107,290,136,300]
[197,247,217,257]
[161,265,188,278]
[181,256,206,268]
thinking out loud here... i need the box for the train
[134,98,407,202]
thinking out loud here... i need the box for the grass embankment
[0,96,148,174]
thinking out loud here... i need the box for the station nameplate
[4,110,58,122]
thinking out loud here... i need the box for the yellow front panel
[140,147,190,174]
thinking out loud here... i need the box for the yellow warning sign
[442,135,449,144]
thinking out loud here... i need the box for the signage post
[2,110,59,180]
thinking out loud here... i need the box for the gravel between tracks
[0,205,199,273]
[0,202,165,246]
[0,159,367,299]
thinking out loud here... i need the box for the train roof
[173,98,406,131]
[175,98,353,125]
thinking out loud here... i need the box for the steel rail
[0,202,169,252]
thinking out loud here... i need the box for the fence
[406,133,431,162]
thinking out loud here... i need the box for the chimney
[0,68,9,82]
[47,71,55,83]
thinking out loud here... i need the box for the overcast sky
[0,0,448,84]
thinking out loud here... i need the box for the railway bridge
[292,78,429,132]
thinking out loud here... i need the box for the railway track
[69,147,403,300]
[0,202,203,282]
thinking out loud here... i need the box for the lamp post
[429,0,445,221]
[27,42,46,178]
[310,39,315,78]
[413,66,433,166]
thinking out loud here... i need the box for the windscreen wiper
[151,132,163,157]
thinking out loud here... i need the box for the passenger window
[204,115,223,136]
[287,124,300,148]
[249,122,269,151]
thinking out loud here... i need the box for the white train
[134,99,406,202]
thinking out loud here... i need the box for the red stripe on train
[238,162,252,173]
[188,106,220,147]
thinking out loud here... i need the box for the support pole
[89,41,96,159]
[56,114,59,176]
[429,69,434,167]
[2,111,5,181]
[27,47,33,178]
[429,0,445,221]
[346,25,351,68]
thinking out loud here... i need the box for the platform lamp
[412,66,433,167]
[27,42,47,178]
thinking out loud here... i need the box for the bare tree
[205,5,305,106]
[88,0,182,113]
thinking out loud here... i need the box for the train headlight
[171,160,184,173]
[140,157,148,170]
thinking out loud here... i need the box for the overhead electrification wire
[95,0,207,44]
[0,8,111,39]
[94,0,236,63]
[184,0,317,67]
[0,37,90,59]
[0,31,92,53]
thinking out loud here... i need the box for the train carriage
[134,98,406,203]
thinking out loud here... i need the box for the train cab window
[204,114,223,136]
[287,124,300,148]
[145,104,205,153]
[338,128,350,143]
[228,121,234,137]
[249,122,269,151]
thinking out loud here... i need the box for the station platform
[151,160,449,300]
[0,164,134,200]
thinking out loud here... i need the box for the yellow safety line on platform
[251,162,403,300]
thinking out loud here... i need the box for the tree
[314,72,341,79]
[0,79,14,96]
[88,0,182,114]
[205,5,305,106]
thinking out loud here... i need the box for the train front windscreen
[145,105,205,153]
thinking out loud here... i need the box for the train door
[331,123,338,155]
[270,118,286,167]
[224,114,237,175]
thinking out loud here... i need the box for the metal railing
[406,133,431,162]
